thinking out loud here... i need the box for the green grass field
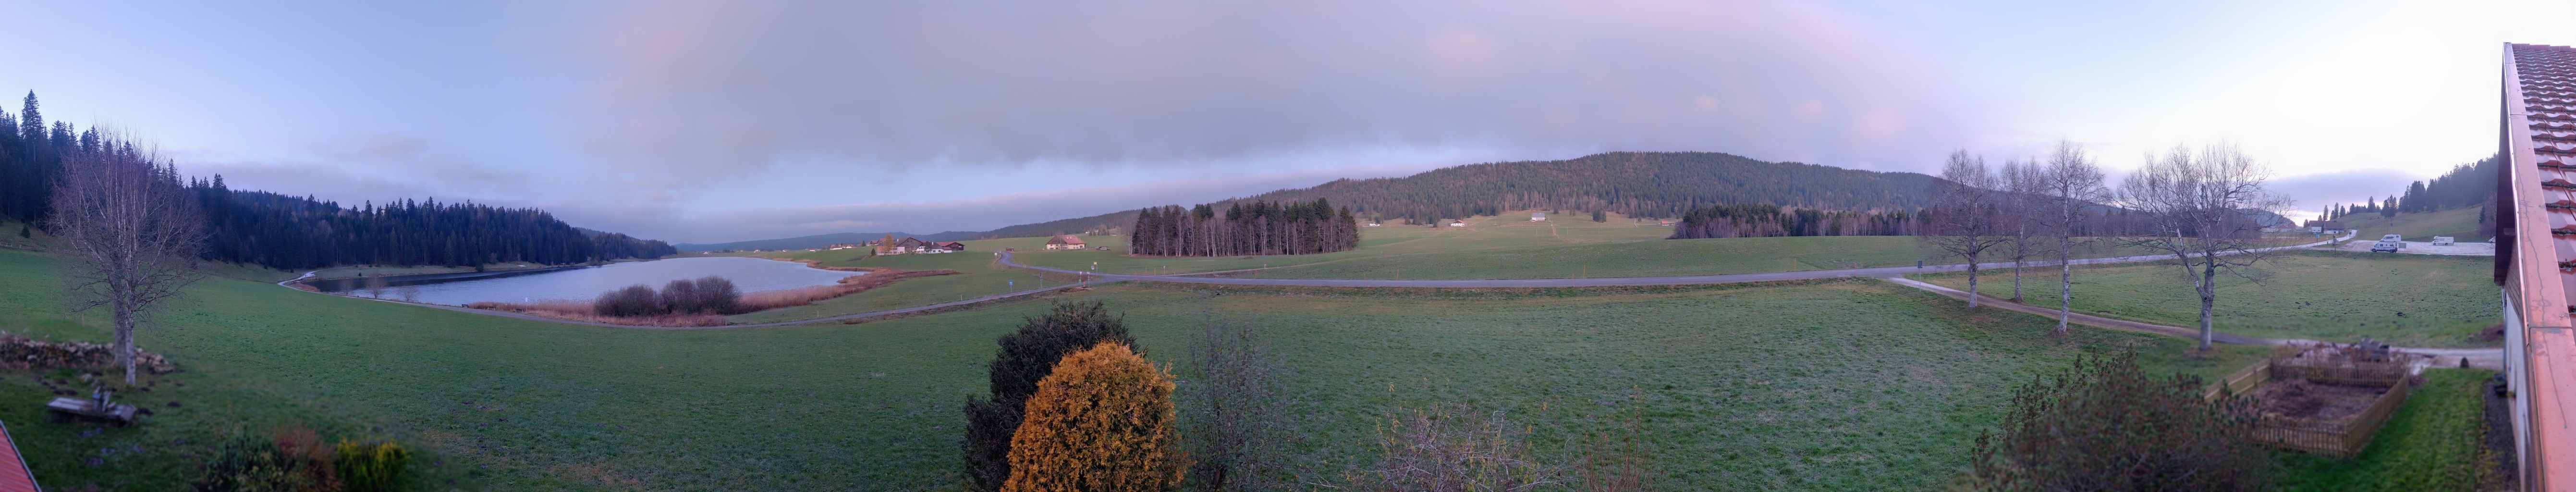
[0,246,2276,491]
[1002,211,2212,280]
[2276,369,2501,491]
[1908,250,2501,347]
[720,248,1094,324]
[2332,208,2487,242]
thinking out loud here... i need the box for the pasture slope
[2332,207,2486,242]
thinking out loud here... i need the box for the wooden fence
[2206,361,2271,401]
[2208,357,2416,458]
[2248,376,2413,458]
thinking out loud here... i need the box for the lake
[313,257,863,306]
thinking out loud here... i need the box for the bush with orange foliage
[1003,342,1184,492]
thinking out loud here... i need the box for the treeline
[0,93,66,228]
[0,91,673,269]
[2319,153,2499,222]
[190,180,675,269]
[1128,199,1359,256]
[1666,204,1926,239]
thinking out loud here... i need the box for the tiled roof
[0,421,37,492]
[2500,42,2576,490]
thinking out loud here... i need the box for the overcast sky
[3,0,2569,243]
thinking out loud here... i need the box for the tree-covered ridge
[189,181,676,269]
[1129,199,1359,257]
[1667,204,1927,239]
[2320,154,2498,222]
[0,91,673,269]
[1264,151,1940,223]
[976,151,1939,239]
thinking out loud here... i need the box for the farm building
[2307,220,2345,234]
[1046,235,1088,250]
[869,237,943,255]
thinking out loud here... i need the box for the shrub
[1965,349,2268,491]
[335,440,411,492]
[963,302,1138,492]
[1180,319,1294,492]
[1003,342,1183,492]
[692,275,741,314]
[195,430,336,492]
[1344,405,1567,492]
[593,284,662,317]
[659,278,703,314]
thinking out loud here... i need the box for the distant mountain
[706,151,1946,245]
[969,151,1942,238]
[673,231,981,252]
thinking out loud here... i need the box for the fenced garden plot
[2215,347,2417,458]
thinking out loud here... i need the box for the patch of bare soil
[2256,379,2387,425]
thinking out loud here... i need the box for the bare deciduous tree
[2034,140,2109,335]
[2114,143,2289,350]
[1922,150,2011,309]
[2000,158,2048,302]
[1181,317,1296,492]
[45,140,204,384]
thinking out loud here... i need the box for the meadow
[1000,212,2191,281]
[2332,207,2487,242]
[717,248,1094,324]
[1908,249,2502,348]
[0,246,2281,491]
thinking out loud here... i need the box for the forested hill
[966,151,1942,239]
[195,185,679,269]
[0,92,675,269]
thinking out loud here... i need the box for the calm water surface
[319,257,860,306]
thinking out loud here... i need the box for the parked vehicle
[2371,241,2402,253]
[2433,236,2456,246]
[2381,234,2405,242]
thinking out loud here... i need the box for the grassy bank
[2332,208,2487,242]
[1907,250,2500,347]
[0,246,2268,490]
[721,249,1093,324]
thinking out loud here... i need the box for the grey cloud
[2268,169,2427,211]
[574,0,1995,195]
[553,166,1392,244]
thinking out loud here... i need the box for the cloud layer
[575,0,1990,197]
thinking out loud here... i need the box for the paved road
[998,234,2349,288]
